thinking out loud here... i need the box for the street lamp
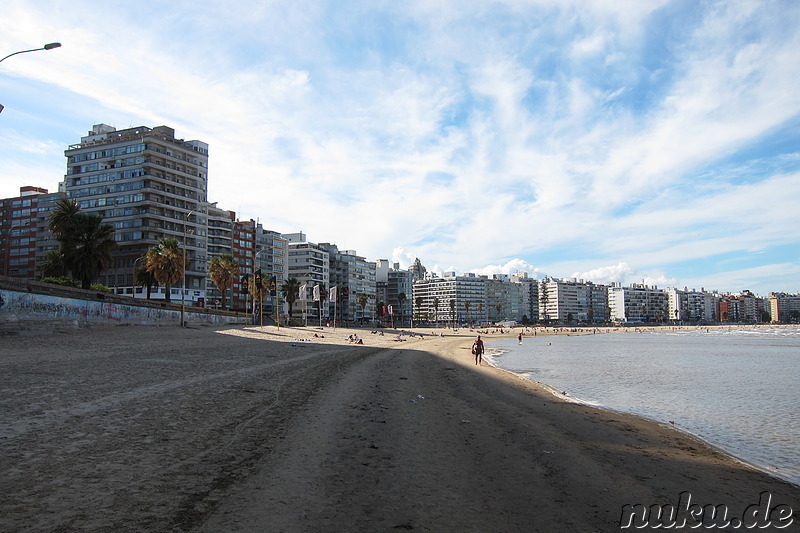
[0,43,61,114]
[0,42,61,64]
[181,210,195,327]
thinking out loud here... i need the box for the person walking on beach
[472,335,485,365]
[518,332,523,345]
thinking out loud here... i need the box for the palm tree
[357,293,368,323]
[48,198,81,241]
[449,298,456,328]
[208,253,240,310]
[48,198,116,289]
[464,301,471,325]
[62,214,117,289]
[144,238,185,303]
[478,303,484,325]
[281,277,301,322]
[415,296,424,325]
[39,250,69,279]
[134,264,158,300]
[432,297,440,327]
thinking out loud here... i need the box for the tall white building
[285,232,330,321]
[412,272,487,326]
[608,284,669,323]
[539,278,607,323]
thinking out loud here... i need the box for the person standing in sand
[518,332,522,345]
[472,335,485,365]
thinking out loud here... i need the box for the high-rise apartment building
[608,283,669,323]
[321,243,376,325]
[62,124,210,302]
[539,277,606,323]
[413,272,487,325]
[1,186,64,278]
[375,260,414,326]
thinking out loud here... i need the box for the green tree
[464,301,471,324]
[208,253,240,310]
[416,296,424,324]
[134,263,158,300]
[281,277,301,322]
[144,238,185,303]
[63,214,117,289]
[357,292,369,323]
[39,250,69,279]
[48,198,81,241]
[48,198,116,289]
[432,297,440,326]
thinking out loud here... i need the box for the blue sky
[2,0,799,295]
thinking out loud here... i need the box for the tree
[432,297,440,326]
[449,298,456,327]
[357,293,369,323]
[478,303,484,325]
[134,264,158,300]
[281,277,301,322]
[416,296,424,324]
[48,198,116,289]
[63,214,116,289]
[39,250,68,279]
[144,238,185,303]
[48,198,81,241]
[464,301,471,325]
[208,253,240,310]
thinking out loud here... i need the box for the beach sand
[1,324,797,532]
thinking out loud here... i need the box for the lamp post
[0,42,61,64]
[0,43,61,115]
[181,210,195,327]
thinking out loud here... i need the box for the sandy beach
[1,324,797,532]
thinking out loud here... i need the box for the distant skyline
[1,1,799,295]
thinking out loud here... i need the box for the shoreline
[478,326,800,489]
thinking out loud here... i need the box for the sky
[1,0,799,296]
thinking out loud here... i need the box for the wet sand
[1,324,797,532]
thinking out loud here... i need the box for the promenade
[1,324,797,531]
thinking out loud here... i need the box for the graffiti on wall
[0,289,237,327]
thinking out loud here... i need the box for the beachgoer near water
[518,332,522,345]
[472,335,485,365]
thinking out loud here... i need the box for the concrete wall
[0,277,246,333]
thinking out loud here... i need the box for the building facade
[62,124,210,303]
[1,186,64,279]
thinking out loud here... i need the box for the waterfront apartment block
[285,232,331,321]
[608,283,669,323]
[769,292,800,323]
[62,124,210,302]
[412,272,488,326]
[539,277,609,323]
[0,186,64,278]
[321,243,377,325]
[375,260,414,327]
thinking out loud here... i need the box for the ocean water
[485,327,800,486]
